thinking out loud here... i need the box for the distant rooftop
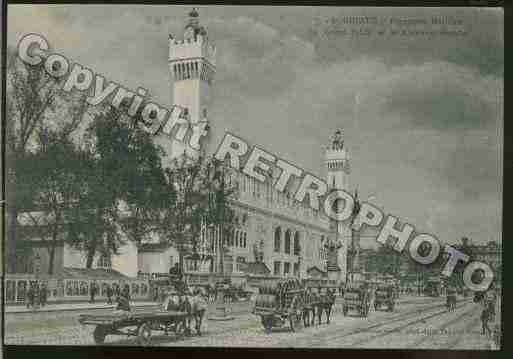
[62,267,130,280]
[139,242,171,253]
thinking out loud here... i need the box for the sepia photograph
[3,4,503,350]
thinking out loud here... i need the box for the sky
[7,5,503,248]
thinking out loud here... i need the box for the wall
[138,246,179,274]
[63,241,139,278]
[111,241,138,278]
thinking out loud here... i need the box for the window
[274,261,281,276]
[97,254,111,268]
[243,233,247,248]
[284,230,291,254]
[224,256,233,274]
[235,231,239,247]
[236,257,246,272]
[294,232,301,255]
[294,263,299,277]
[284,262,290,275]
[274,227,281,252]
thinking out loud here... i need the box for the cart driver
[162,290,183,312]
[114,295,131,313]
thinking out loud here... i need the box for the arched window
[294,232,300,256]
[243,233,247,248]
[274,227,281,252]
[285,229,291,254]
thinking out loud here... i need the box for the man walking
[481,305,492,338]
[26,283,34,309]
[34,282,40,309]
[90,281,98,303]
[39,282,47,307]
[106,284,113,305]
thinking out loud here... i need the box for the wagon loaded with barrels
[253,278,306,333]
[343,282,371,317]
[374,284,396,312]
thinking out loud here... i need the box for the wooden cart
[78,310,189,345]
[343,283,371,317]
[253,289,305,333]
[374,285,396,312]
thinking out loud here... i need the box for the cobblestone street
[4,296,499,349]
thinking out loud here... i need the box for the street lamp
[34,253,41,279]
[209,163,234,321]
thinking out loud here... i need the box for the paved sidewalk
[5,301,160,314]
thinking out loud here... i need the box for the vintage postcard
[3,4,503,350]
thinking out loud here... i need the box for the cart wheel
[261,316,273,333]
[289,312,302,332]
[93,325,108,344]
[138,323,152,346]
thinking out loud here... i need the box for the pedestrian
[115,295,131,312]
[90,281,97,303]
[26,283,34,309]
[39,283,47,307]
[481,306,492,338]
[34,282,40,309]
[487,299,496,323]
[114,283,121,298]
[153,286,159,302]
[106,284,113,305]
[122,284,131,302]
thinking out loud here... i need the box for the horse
[302,291,318,327]
[183,290,208,336]
[314,289,336,324]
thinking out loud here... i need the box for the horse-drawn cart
[78,310,189,345]
[374,284,396,312]
[343,282,371,317]
[253,279,306,333]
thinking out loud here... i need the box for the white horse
[183,291,208,335]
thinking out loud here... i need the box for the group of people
[87,281,131,306]
[26,281,48,309]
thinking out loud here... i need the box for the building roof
[62,267,130,280]
[307,266,327,276]
[138,242,171,253]
[244,262,271,276]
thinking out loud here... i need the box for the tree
[66,106,166,268]
[5,47,88,273]
[23,131,89,274]
[157,154,238,274]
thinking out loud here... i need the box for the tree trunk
[86,210,102,269]
[47,233,57,275]
[86,247,95,269]
[7,206,18,273]
[179,251,184,274]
